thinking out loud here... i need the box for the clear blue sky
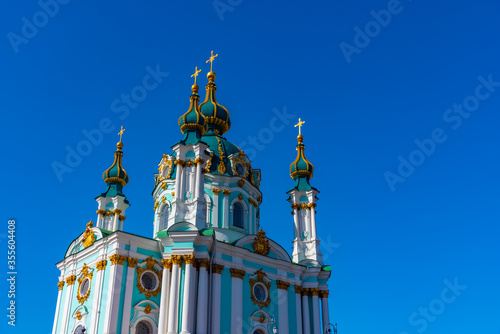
[1,0,500,333]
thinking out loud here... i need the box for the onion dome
[199,52,231,135]
[102,129,129,190]
[179,67,205,137]
[290,119,314,191]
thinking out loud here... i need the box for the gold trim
[110,254,127,266]
[66,275,76,286]
[136,256,162,299]
[112,209,122,215]
[301,288,310,296]
[76,311,82,320]
[162,259,172,269]
[310,287,319,296]
[96,209,106,215]
[253,230,270,256]
[118,215,126,221]
[230,268,246,279]
[277,280,290,290]
[222,189,231,196]
[127,257,138,268]
[291,203,301,210]
[96,260,107,271]
[238,179,245,187]
[249,269,271,309]
[294,285,303,294]
[144,304,152,314]
[212,188,221,195]
[216,136,226,174]
[82,225,96,248]
[76,264,93,304]
[197,258,210,269]
[212,263,224,274]
[57,281,65,291]
[184,255,196,265]
[238,193,243,200]
[171,255,183,265]
[319,290,330,299]
[161,183,167,189]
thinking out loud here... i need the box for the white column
[181,256,195,334]
[302,289,311,334]
[223,191,229,228]
[179,164,186,200]
[196,260,209,334]
[320,291,330,333]
[211,264,223,334]
[293,207,300,239]
[120,259,137,334]
[230,269,244,334]
[158,261,172,334]
[112,212,119,231]
[89,261,106,334]
[51,281,64,334]
[312,290,321,334]
[174,161,182,200]
[60,274,75,334]
[198,164,204,201]
[295,287,303,334]
[277,282,289,334]
[103,255,125,334]
[310,206,317,239]
[212,190,219,227]
[167,256,182,334]
[248,203,254,234]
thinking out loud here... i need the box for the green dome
[178,84,205,135]
[102,142,129,186]
[290,134,314,180]
[199,71,231,135]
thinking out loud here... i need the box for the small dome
[102,142,129,186]
[290,134,314,180]
[178,84,205,135]
[199,71,231,135]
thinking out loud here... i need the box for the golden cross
[118,126,125,142]
[294,118,305,135]
[206,50,219,72]
[191,66,202,85]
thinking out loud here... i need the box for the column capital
[127,257,138,268]
[310,287,319,296]
[222,189,231,196]
[319,289,330,299]
[212,188,221,195]
[184,254,196,265]
[230,268,246,279]
[161,259,172,269]
[301,287,310,296]
[96,209,106,215]
[212,263,225,274]
[96,259,107,271]
[110,254,127,266]
[294,285,303,294]
[291,203,301,210]
[277,280,291,290]
[65,275,76,286]
[57,280,65,291]
[171,255,184,265]
[196,258,210,269]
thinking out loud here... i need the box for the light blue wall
[220,269,232,334]
[288,287,297,333]
[54,284,67,333]
[115,264,128,333]
[97,265,110,334]
[242,274,252,333]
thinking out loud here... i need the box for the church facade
[52,54,332,334]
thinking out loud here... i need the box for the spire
[290,118,314,191]
[178,67,206,139]
[102,126,129,196]
[199,50,231,135]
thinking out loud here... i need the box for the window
[160,206,169,230]
[253,283,267,302]
[140,271,158,291]
[136,320,152,334]
[233,202,244,228]
[253,329,266,334]
[79,278,90,296]
[74,325,85,334]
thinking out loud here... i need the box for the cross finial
[118,126,126,143]
[294,118,305,135]
[206,50,219,72]
[191,66,202,85]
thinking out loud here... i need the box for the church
[51,52,332,334]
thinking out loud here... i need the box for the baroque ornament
[81,220,96,248]
[136,256,162,299]
[253,229,270,256]
[76,264,93,304]
[249,269,272,309]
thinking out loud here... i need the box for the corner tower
[288,118,323,266]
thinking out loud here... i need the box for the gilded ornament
[291,203,301,210]
[301,203,308,210]
[171,192,175,198]
[194,157,205,165]
[112,209,122,215]
[76,264,93,304]
[136,258,162,299]
[186,160,194,167]
[76,311,82,320]
[171,255,184,265]
[154,201,159,211]
[212,263,224,274]
[310,287,319,296]
[96,209,106,215]
[82,222,96,248]
[230,268,246,279]
[204,153,213,173]
[249,269,271,309]
[230,155,251,177]
[161,259,172,269]
[144,304,152,314]
[307,202,317,209]
[319,290,330,299]
[161,197,166,203]
[161,183,167,189]
[216,136,226,174]
[222,189,231,196]
[238,193,243,200]
[197,258,210,269]
[259,314,265,323]
[96,260,107,271]
[66,275,76,286]
[57,281,65,291]
[118,215,126,221]
[212,188,221,195]
[301,288,310,296]
[277,280,291,290]
[184,254,196,265]
[253,229,270,256]
[238,179,245,187]
[294,285,303,294]
[127,257,139,268]
[110,254,127,266]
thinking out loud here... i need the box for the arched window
[233,202,244,228]
[160,205,169,230]
[136,320,152,334]
[74,325,85,334]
